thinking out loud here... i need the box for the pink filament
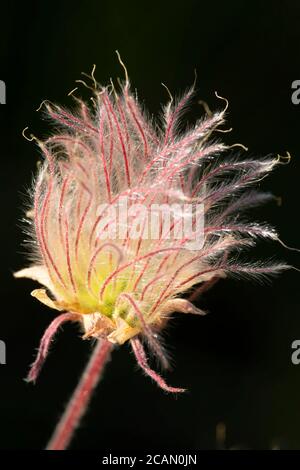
[131,337,185,393]
[27,312,78,383]
[117,293,169,369]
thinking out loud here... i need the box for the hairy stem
[46,339,113,450]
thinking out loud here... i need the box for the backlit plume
[15,68,287,392]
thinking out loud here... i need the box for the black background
[0,0,299,450]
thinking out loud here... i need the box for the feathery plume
[15,64,288,449]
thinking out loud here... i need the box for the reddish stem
[46,339,113,450]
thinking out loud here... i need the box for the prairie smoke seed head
[15,72,288,390]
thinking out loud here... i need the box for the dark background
[0,0,299,450]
